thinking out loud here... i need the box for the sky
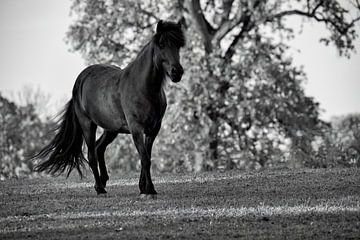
[0,0,359,120]
[0,0,85,112]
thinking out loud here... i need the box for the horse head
[153,20,185,83]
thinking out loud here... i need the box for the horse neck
[130,43,165,95]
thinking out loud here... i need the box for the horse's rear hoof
[139,194,157,200]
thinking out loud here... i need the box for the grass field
[0,168,359,239]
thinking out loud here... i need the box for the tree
[7,84,51,121]
[329,114,360,167]
[336,114,360,158]
[66,0,360,171]
[0,93,53,179]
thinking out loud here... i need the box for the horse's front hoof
[100,175,109,188]
[139,194,157,200]
[95,186,107,195]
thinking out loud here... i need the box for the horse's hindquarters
[74,64,128,132]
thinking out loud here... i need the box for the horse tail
[33,99,87,177]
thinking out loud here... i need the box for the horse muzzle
[170,65,184,83]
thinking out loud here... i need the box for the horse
[33,20,185,197]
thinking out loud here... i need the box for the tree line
[0,91,358,180]
[1,0,360,179]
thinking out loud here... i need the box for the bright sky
[0,0,84,111]
[0,0,359,120]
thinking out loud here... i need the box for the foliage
[66,0,360,172]
[311,114,360,168]
[0,94,53,180]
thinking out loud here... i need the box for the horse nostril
[171,66,183,76]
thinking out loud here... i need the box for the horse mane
[153,21,185,49]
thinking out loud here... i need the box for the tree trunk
[206,118,219,170]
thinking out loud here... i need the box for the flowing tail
[33,99,87,177]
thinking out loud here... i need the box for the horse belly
[92,101,129,132]
[83,89,128,132]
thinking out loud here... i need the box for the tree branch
[213,9,244,44]
[186,0,215,53]
[219,0,234,25]
[223,15,253,62]
[221,0,262,61]
[221,0,263,62]
[270,2,360,36]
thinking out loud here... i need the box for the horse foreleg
[141,125,161,193]
[130,128,157,195]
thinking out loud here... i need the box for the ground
[0,168,359,239]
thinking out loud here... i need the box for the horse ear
[177,19,182,28]
[156,20,163,33]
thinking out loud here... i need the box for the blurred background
[1,0,360,180]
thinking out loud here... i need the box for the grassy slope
[0,168,359,239]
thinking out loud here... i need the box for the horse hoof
[139,194,157,200]
[100,176,109,188]
[97,191,107,196]
[95,187,107,195]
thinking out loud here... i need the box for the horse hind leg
[95,131,117,188]
[74,106,105,194]
[86,123,107,194]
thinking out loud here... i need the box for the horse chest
[141,100,163,123]
[126,95,165,132]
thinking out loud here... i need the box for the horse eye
[159,42,165,49]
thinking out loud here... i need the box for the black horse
[33,20,185,196]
